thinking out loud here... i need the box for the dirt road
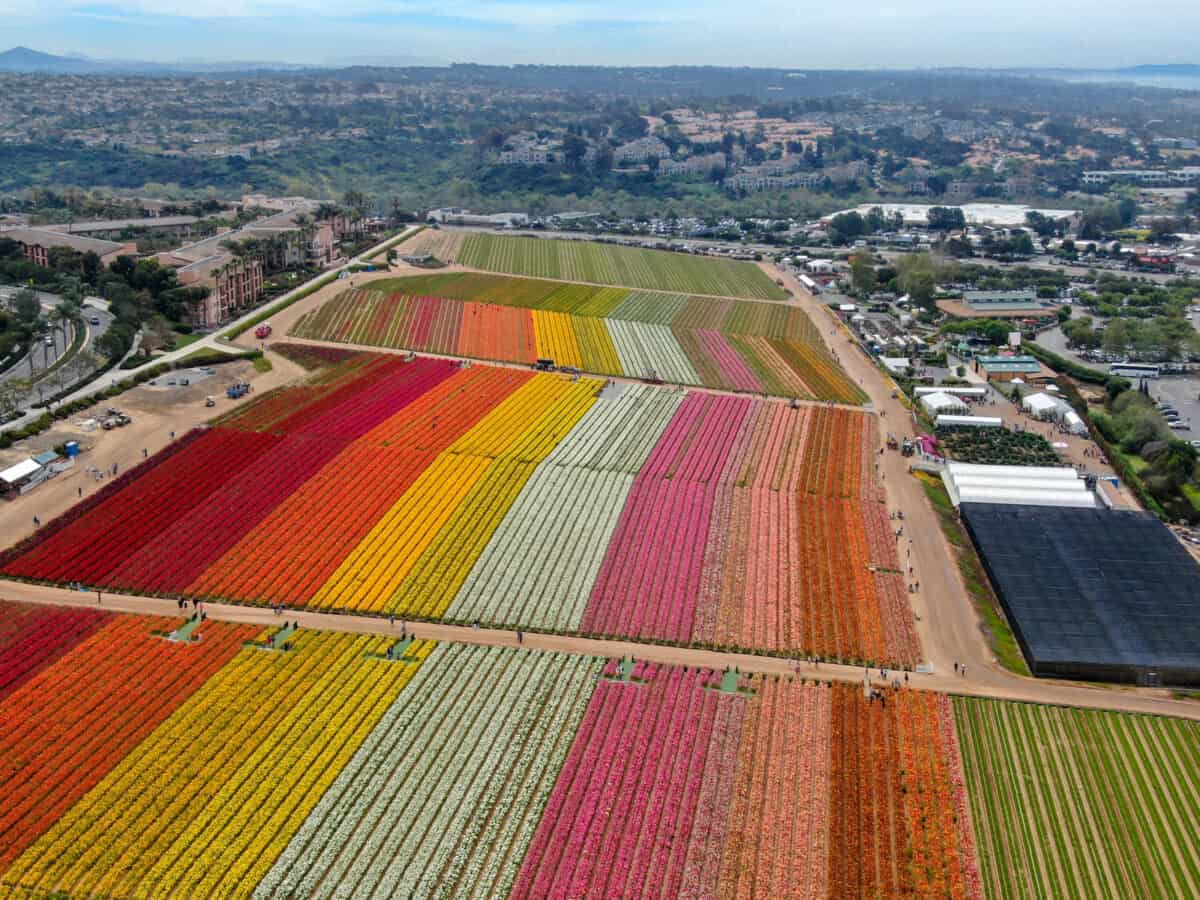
[5,580,1197,722]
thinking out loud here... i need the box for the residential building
[1081,168,1200,187]
[0,227,135,268]
[658,153,727,177]
[727,170,823,192]
[612,137,671,165]
[174,256,264,329]
[498,146,559,165]
[946,180,980,198]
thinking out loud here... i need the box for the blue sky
[1,1,1198,68]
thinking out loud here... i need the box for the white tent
[921,391,968,415]
[1022,392,1064,420]
[1064,410,1088,435]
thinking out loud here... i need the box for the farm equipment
[534,358,555,371]
[254,323,273,339]
[227,382,250,400]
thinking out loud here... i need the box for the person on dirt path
[954,661,959,673]
[517,629,524,645]
[32,515,40,527]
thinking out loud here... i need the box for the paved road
[5,580,1198,721]
[0,227,420,435]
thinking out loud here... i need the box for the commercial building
[975,356,1049,383]
[961,503,1200,685]
[0,227,135,268]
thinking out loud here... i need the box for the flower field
[290,271,862,402]
[513,671,981,899]
[455,232,788,299]
[955,697,1200,900]
[6,600,1199,899]
[1,354,914,666]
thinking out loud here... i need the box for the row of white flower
[254,644,600,900]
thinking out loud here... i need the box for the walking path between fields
[4,580,1199,722]
[279,335,868,413]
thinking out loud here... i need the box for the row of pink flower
[513,666,723,899]
[696,330,763,393]
[583,396,755,642]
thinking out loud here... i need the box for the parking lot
[1147,376,1200,442]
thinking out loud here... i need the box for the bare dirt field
[0,351,304,548]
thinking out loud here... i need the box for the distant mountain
[0,46,321,75]
[0,46,101,73]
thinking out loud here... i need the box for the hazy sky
[2,1,1199,68]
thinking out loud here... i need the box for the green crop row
[954,696,1200,900]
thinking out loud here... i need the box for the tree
[1103,320,1130,355]
[926,207,966,231]
[849,253,877,294]
[0,378,29,420]
[561,133,589,170]
[12,289,40,329]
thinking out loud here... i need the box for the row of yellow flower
[1,633,432,899]
[311,375,600,615]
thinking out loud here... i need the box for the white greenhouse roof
[916,386,988,397]
[954,486,1097,508]
[943,462,1093,508]
[936,415,1003,428]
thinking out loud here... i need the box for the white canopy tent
[1064,410,1088,435]
[921,391,968,415]
[1022,392,1065,420]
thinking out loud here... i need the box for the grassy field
[954,697,1200,900]
[457,233,787,300]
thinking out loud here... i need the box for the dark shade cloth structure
[961,502,1200,686]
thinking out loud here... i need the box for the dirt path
[280,335,866,413]
[3,582,1199,722]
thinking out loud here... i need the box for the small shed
[1064,410,1088,435]
[0,458,42,496]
